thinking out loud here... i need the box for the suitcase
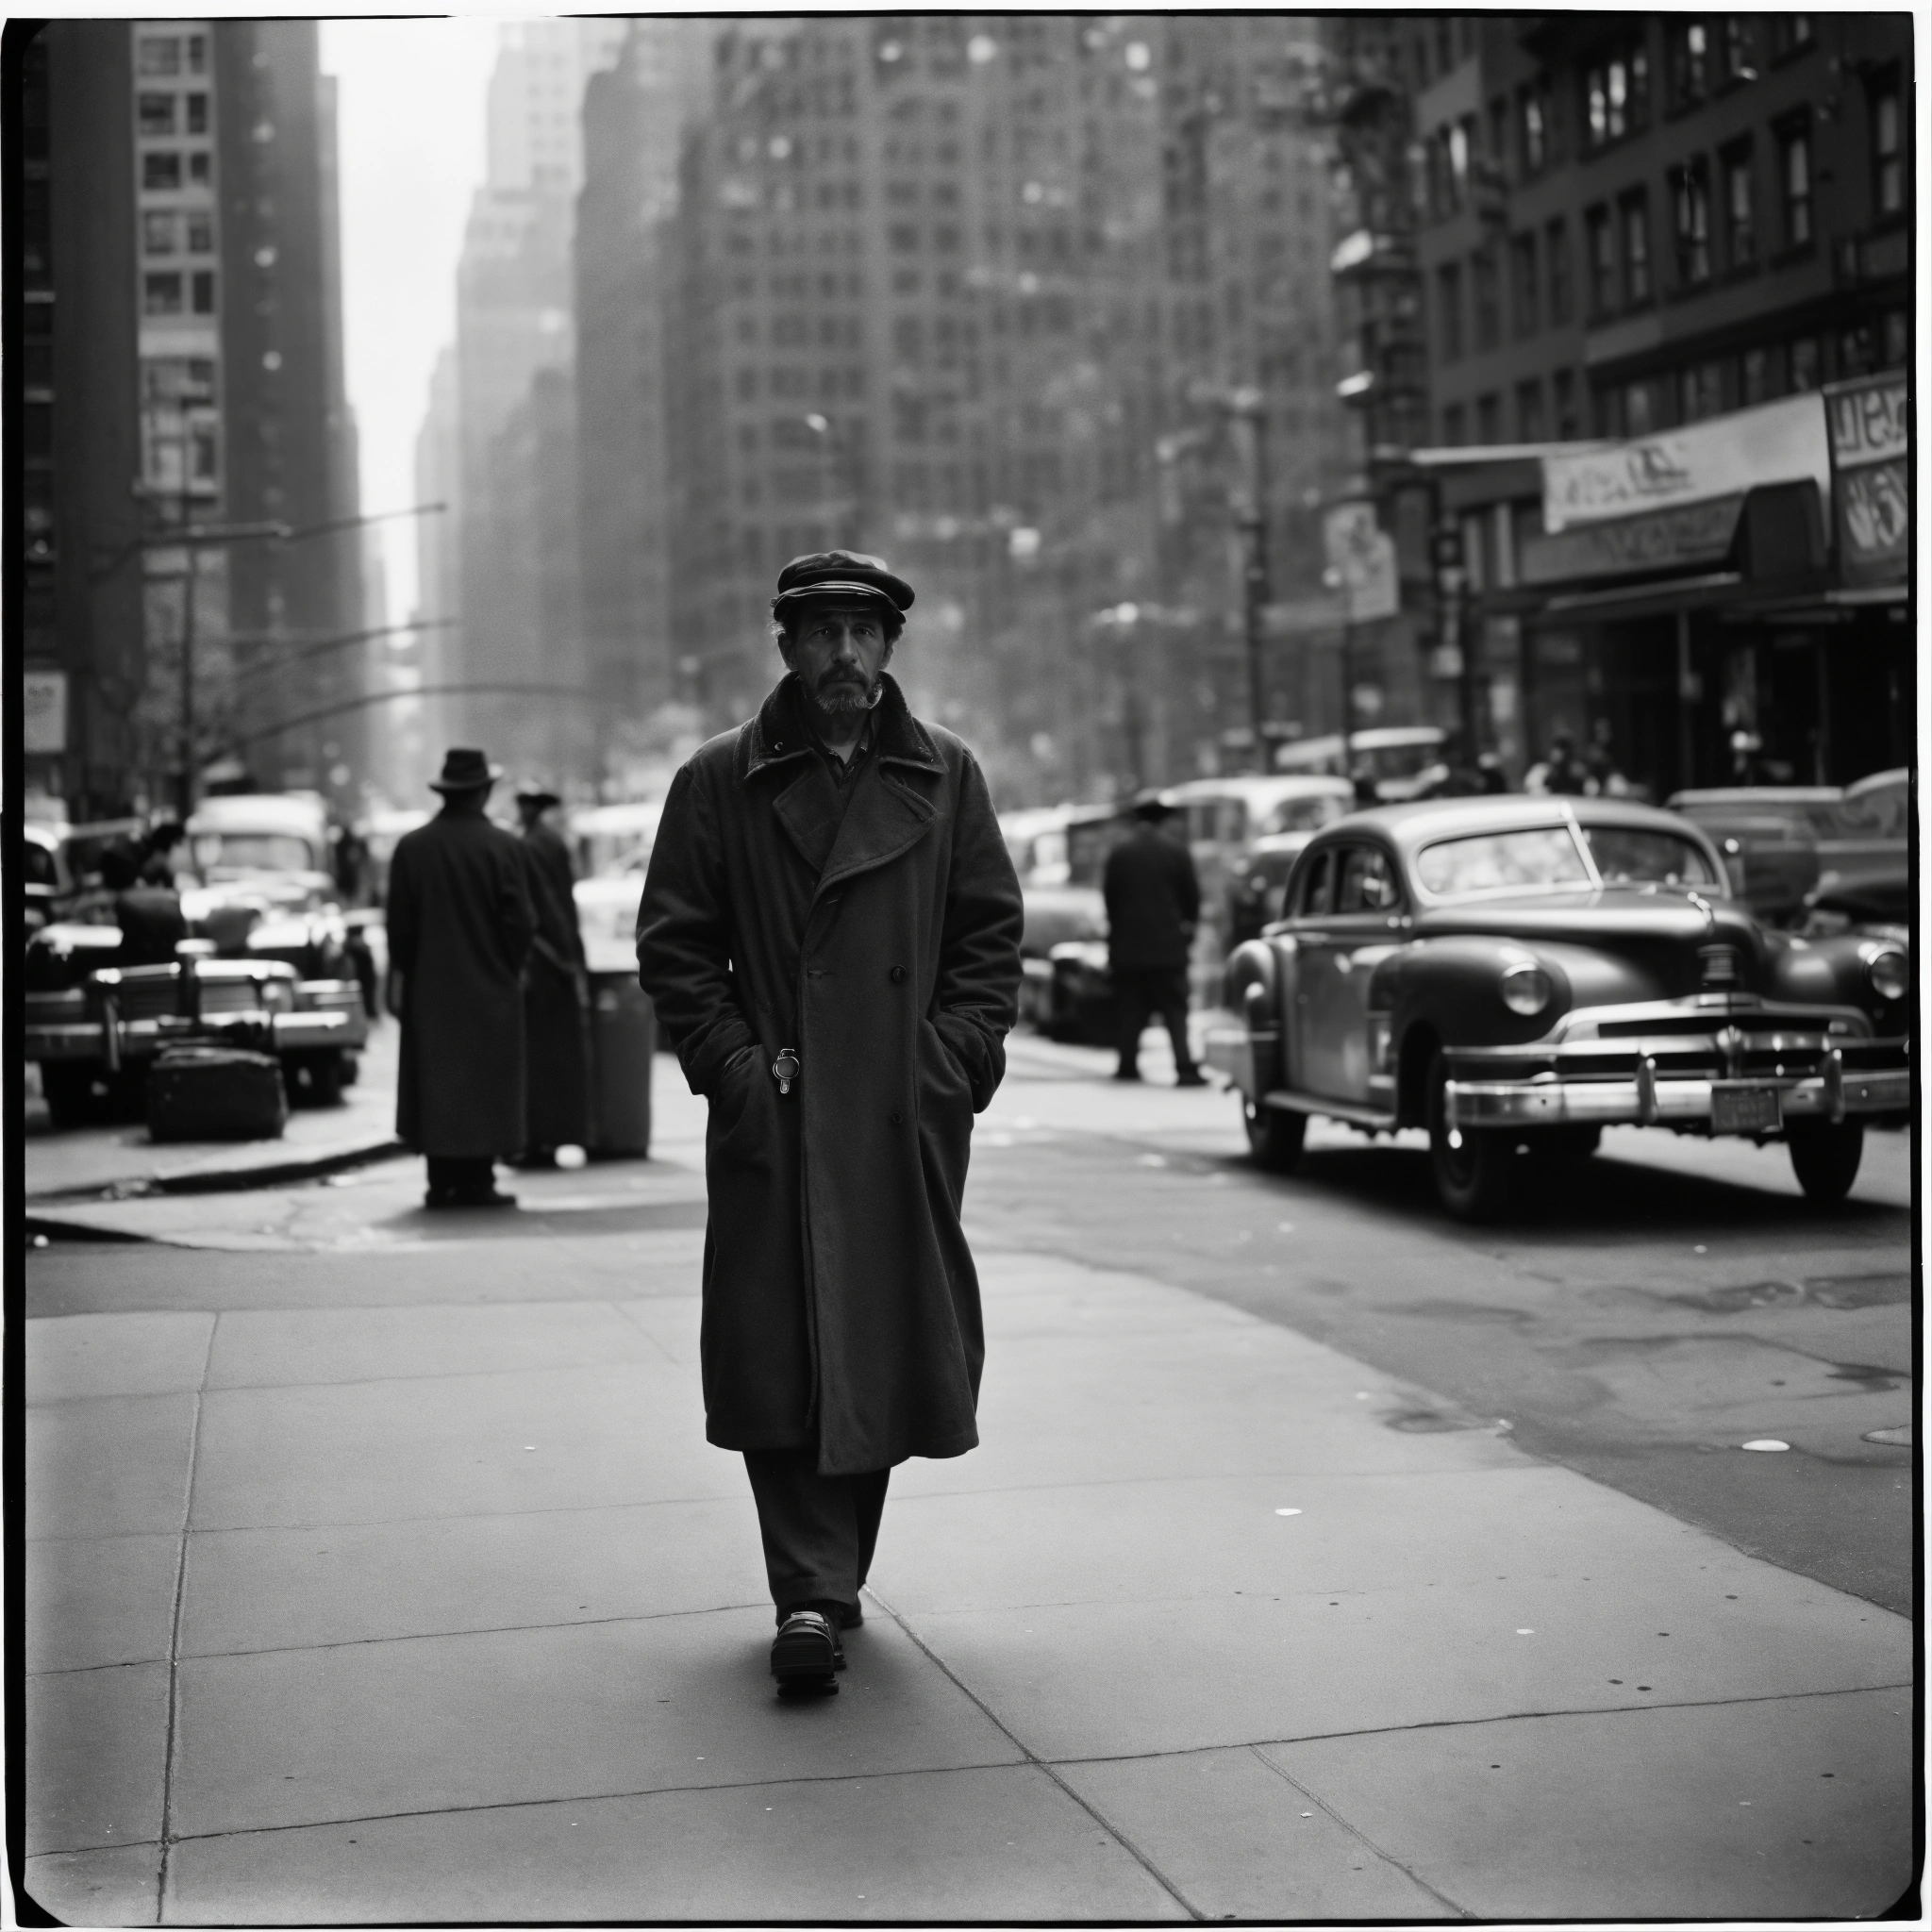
[146,1045,289,1142]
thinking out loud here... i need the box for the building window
[1553,368,1580,437]
[1666,20,1708,108]
[143,272,184,316]
[143,210,177,255]
[138,92,176,137]
[1839,324,1875,377]
[1518,80,1552,174]
[185,92,208,135]
[192,426,218,480]
[1508,231,1539,337]
[1584,38,1648,149]
[192,271,215,314]
[1586,206,1616,315]
[1720,18,1757,85]
[188,151,210,186]
[1721,142,1755,266]
[1872,76,1904,218]
[185,212,213,254]
[1473,248,1501,350]
[1621,191,1652,305]
[1770,15,1813,61]
[1671,158,1711,287]
[1623,377,1657,435]
[186,33,206,74]
[1476,392,1501,443]
[1789,336,1820,391]
[1436,261,1463,361]
[1778,124,1812,246]
[1441,402,1466,446]
[1546,217,1573,324]
[1677,360,1723,422]
[142,150,182,192]
[1882,310,1909,368]
[1740,345,1774,405]
[1516,378,1546,441]
[137,35,181,76]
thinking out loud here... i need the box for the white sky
[320,17,503,620]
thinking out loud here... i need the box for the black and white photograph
[15,9,1918,1925]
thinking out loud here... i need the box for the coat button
[891,1110,903,1125]
[890,964,906,983]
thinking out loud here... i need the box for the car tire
[1242,1094,1306,1172]
[1426,1050,1515,1221]
[1787,1122,1863,1203]
[289,1051,345,1108]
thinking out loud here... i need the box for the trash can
[588,971,655,1157]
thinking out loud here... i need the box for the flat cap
[772,549,914,617]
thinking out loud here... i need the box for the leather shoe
[1174,1068,1208,1087]
[771,1607,843,1683]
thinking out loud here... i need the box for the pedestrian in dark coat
[387,749,536,1208]
[100,843,187,966]
[515,785,591,1161]
[1103,793,1206,1085]
[637,550,1024,1690]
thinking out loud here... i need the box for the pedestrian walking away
[386,747,536,1208]
[515,782,591,1165]
[1103,791,1207,1086]
[637,549,1024,1691]
[99,841,188,966]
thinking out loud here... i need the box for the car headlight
[1499,959,1553,1016]
[1865,945,1909,1002]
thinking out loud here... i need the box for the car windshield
[1415,826,1590,897]
[192,833,316,874]
[1263,795,1347,835]
[1578,825,1723,888]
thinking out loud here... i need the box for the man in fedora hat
[513,782,591,1164]
[1103,790,1207,1086]
[386,749,536,1208]
[637,550,1024,1690]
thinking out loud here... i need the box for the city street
[24,1028,1914,1924]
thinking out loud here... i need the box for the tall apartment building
[660,15,1352,801]
[1396,13,1911,790]
[25,20,362,813]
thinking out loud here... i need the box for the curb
[25,1135,408,1208]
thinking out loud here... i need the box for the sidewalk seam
[863,1586,1207,1923]
[154,1311,218,1923]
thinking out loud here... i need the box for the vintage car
[1226,829,1328,948]
[25,925,368,1124]
[1206,795,1910,1220]
[1010,803,1126,1042]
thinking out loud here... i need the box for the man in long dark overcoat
[1103,792,1208,1086]
[388,748,536,1208]
[637,551,1023,1690]
[515,784,591,1162]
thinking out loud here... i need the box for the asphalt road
[972,1034,1916,1617]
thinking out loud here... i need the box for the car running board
[1261,1090,1399,1131]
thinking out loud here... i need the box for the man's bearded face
[783,600,893,714]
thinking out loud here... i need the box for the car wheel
[289,1051,345,1108]
[1787,1122,1863,1203]
[1242,1094,1306,1173]
[1426,1049,1515,1221]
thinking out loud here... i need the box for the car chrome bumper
[25,1005,365,1064]
[1447,1055,1909,1132]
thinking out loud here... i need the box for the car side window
[1337,845,1399,914]
[1294,848,1334,919]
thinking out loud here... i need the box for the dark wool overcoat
[1103,824,1201,969]
[388,803,536,1158]
[636,674,1024,1474]
[521,823,591,1152]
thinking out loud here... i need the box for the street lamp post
[1224,388,1274,774]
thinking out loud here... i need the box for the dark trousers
[1113,964,1196,1076]
[743,1446,891,1620]
[425,1156,494,1195]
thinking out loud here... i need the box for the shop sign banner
[1825,375,1908,584]
[24,669,67,755]
[1541,392,1828,532]
[1520,494,1743,585]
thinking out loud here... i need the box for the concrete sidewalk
[24,1073,1915,1923]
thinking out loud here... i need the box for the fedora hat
[429,748,502,793]
[771,549,914,618]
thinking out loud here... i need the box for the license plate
[1711,1083,1781,1134]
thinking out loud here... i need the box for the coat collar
[742,672,942,782]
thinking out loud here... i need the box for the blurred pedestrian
[139,820,187,886]
[332,824,370,904]
[1585,720,1630,797]
[100,842,187,966]
[1416,730,1487,798]
[1476,751,1509,793]
[1103,791,1207,1086]
[1529,728,1590,796]
[515,783,591,1166]
[637,549,1023,1691]
[1348,761,1380,809]
[386,749,536,1209]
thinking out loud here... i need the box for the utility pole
[1227,389,1274,774]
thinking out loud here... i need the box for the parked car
[1226,829,1326,948]
[1166,774,1355,950]
[1800,861,1911,951]
[1012,803,1126,1041]
[23,823,79,935]
[1206,795,1909,1220]
[1274,726,1446,800]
